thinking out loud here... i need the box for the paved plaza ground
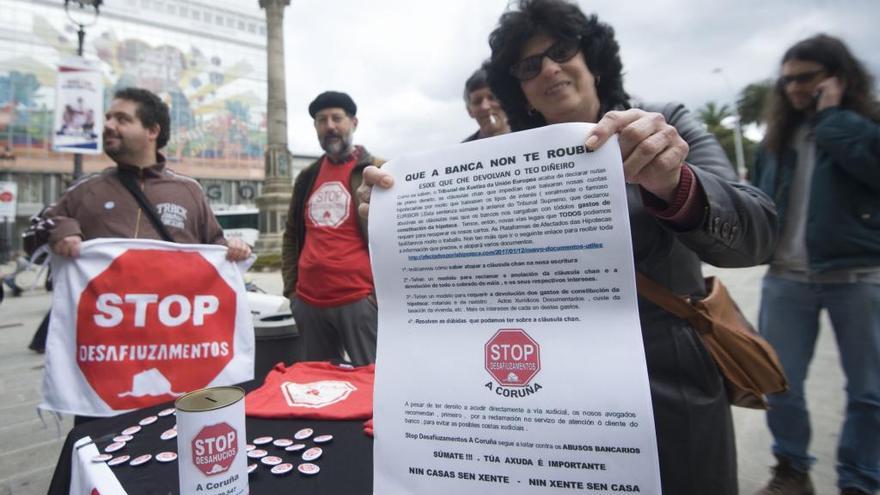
[0,263,846,494]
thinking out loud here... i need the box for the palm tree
[697,101,732,133]
[737,79,773,125]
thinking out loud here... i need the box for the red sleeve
[639,164,705,230]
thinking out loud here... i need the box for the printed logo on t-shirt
[307,181,350,228]
[156,202,187,229]
[281,380,357,408]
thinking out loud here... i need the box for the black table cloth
[47,380,373,494]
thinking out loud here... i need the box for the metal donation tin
[176,386,248,495]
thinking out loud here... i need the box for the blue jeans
[760,274,880,493]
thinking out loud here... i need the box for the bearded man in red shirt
[281,92,383,366]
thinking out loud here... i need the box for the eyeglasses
[509,38,581,81]
[778,69,825,86]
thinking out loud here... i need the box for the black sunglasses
[509,38,581,81]
[778,69,825,86]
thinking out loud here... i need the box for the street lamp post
[712,67,746,180]
[63,0,101,180]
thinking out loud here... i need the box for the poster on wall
[52,57,103,155]
[0,181,16,221]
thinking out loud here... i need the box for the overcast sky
[280,0,880,159]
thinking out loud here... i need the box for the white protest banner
[53,57,103,154]
[0,181,16,220]
[41,238,255,417]
[370,123,660,494]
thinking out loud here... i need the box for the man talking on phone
[753,34,880,495]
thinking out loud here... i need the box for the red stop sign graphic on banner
[0,191,12,202]
[192,422,238,476]
[485,328,541,387]
[76,249,236,410]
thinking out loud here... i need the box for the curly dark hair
[486,0,629,131]
[763,34,879,154]
[113,87,171,149]
[464,63,491,101]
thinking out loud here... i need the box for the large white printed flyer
[370,123,661,494]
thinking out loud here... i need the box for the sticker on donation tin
[298,462,320,476]
[313,434,333,444]
[301,447,322,462]
[248,463,258,474]
[272,438,293,447]
[92,454,113,463]
[157,407,175,417]
[247,449,268,459]
[104,442,126,453]
[160,428,177,440]
[285,443,307,452]
[156,451,177,463]
[261,456,283,466]
[107,455,130,467]
[138,415,158,426]
[294,428,313,440]
[130,454,152,466]
[122,426,141,435]
[271,463,294,475]
[252,436,273,445]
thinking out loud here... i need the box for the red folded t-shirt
[245,361,374,420]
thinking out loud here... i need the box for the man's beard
[320,132,353,157]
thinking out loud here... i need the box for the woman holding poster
[361,1,778,493]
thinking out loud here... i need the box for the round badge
[138,416,158,426]
[272,438,293,448]
[107,455,130,467]
[113,435,134,443]
[160,428,177,441]
[248,463,258,474]
[245,444,256,452]
[298,462,320,476]
[271,463,294,475]
[313,434,334,444]
[122,426,142,436]
[252,436,273,445]
[91,454,113,463]
[104,201,115,210]
[105,442,126,453]
[285,443,307,452]
[260,456,283,466]
[301,447,322,462]
[294,428,313,440]
[155,451,178,463]
[130,454,152,466]
[247,449,268,459]
[157,408,176,417]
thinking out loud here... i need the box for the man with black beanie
[281,91,383,366]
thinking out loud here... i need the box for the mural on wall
[0,14,267,165]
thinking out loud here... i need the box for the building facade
[0,0,314,256]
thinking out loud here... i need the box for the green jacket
[753,107,880,272]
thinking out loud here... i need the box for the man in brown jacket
[30,87,250,261]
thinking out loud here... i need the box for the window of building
[248,23,256,33]
[192,9,200,20]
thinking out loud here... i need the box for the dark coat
[633,102,778,494]
[752,107,880,272]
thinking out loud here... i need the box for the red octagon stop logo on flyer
[192,422,238,476]
[76,249,236,410]
[485,328,541,387]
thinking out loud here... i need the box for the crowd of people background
[1,0,877,494]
